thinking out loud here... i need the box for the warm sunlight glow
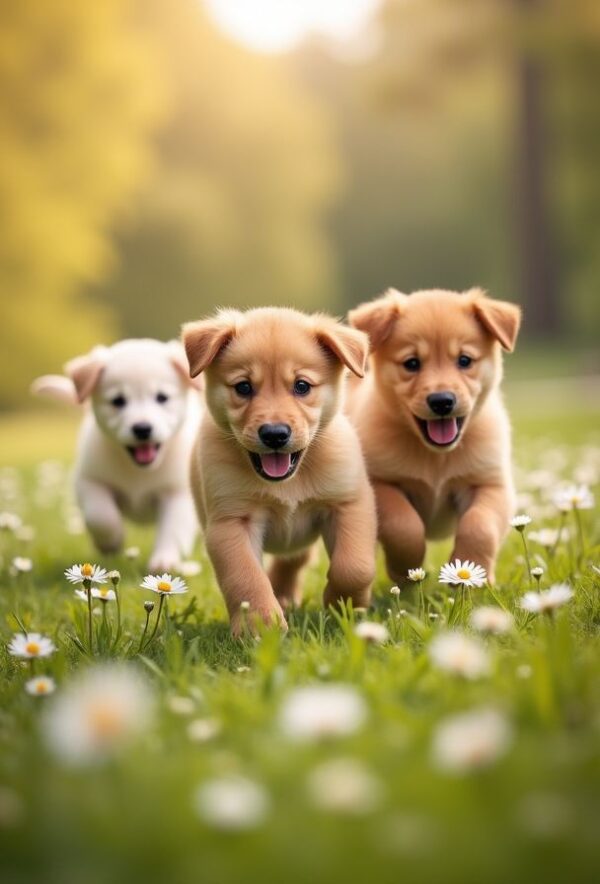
[204,0,381,53]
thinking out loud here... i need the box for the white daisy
[439,559,487,588]
[177,560,202,577]
[92,586,116,602]
[429,632,490,679]
[25,676,56,696]
[307,758,382,815]
[167,695,196,716]
[529,528,569,548]
[470,606,513,635]
[279,685,367,741]
[353,621,389,644]
[510,514,532,531]
[8,633,56,659]
[390,585,401,597]
[194,776,270,831]
[553,484,595,512]
[0,512,22,532]
[432,708,512,773]
[187,718,221,743]
[11,557,33,573]
[140,573,188,595]
[530,566,544,578]
[407,568,426,582]
[42,664,155,765]
[520,583,574,614]
[64,563,108,585]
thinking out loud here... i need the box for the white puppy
[32,339,201,571]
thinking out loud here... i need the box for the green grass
[0,408,599,884]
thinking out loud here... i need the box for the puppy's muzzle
[258,423,291,450]
[426,392,456,417]
[415,392,465,448]
[247,423,303,482]
[127,422,161,467]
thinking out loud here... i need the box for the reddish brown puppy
[183,307,377,635]
[348,287,521,583]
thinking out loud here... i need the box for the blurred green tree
[91,0,341,338]
[0,0,164,407]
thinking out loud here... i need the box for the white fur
[33,339,201,571]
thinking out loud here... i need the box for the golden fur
[182,307,377,634]
[348,287,521,583]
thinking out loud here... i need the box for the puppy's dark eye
[156,392,169,404]
[293,379,311,396]
[403,357,420,373]
[234,381,253,398]
[457,354,473,369]
[111,395,127,408]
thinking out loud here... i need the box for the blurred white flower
[194,776,269,831]
[429,632,490,679]
[187,718,221,743]
[407,568,426,582]
[167,695,196,716]
[432,708,512,773]
[124,546,140,560]
[553,484,594,512]
[354,621,389,644]
[529,528,569,548]
[307,758,382,815]
[530,566,544,578]
[140,573,187,595]
[15,525,35,543]
[65,563,108,585]
[439,560,487,588]
[0,512,22,532]
[279,685,367,741]
[42,664,154,765]
[8,633,55,659]
[516,664,532,679]
[510,514,532,531]
[470,606,513,635]
[178,560,202,577]
[520,583,574,614]
[390,585,401,597]
[25,676,56,696]
[11,557,32,573]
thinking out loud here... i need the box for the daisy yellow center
[99,589,108,598]
[25,641,40,655]
[35,681,49,694]
[88,703,124,739]
[158,581,172,592]
[82,563,94,577]
[457,569,471,580]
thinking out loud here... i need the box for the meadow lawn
[0,384,599,884]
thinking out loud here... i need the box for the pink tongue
[133,444,159,465]
[260,452,291,478]
[427,418,458,445]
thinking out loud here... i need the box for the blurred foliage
[0,0,164,407]
[1,0,599,409]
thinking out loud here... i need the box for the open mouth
[248,450,303,482]
[415,416,465,448]
[126,443,161,466]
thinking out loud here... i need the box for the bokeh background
[1,0,599,413]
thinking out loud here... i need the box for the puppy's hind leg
[268,549,311,610]
[375,482,426,583]
[77,479,124,554]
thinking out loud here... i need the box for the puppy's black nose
[427,392,456,417]
[132,422,153,441]
[258,423,291,450]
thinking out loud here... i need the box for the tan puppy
[348,288,521,583]
[182,307,377,634]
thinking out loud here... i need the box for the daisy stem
[137,608,152,653]
[573,507,585,567]
[142,594,165,651]
[550,513,565,559]
[114,585,122,647]
[84,579,93,653]
[519,532,532,585]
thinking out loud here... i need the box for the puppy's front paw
[148,549,182,574]
[230,600,288,638]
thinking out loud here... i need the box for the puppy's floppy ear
[347,288,406,351]
[315,318,369,378]
[181,313,238,377]
[469,289,522,352]
[64,346,108,403]
[166,340,204,390]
